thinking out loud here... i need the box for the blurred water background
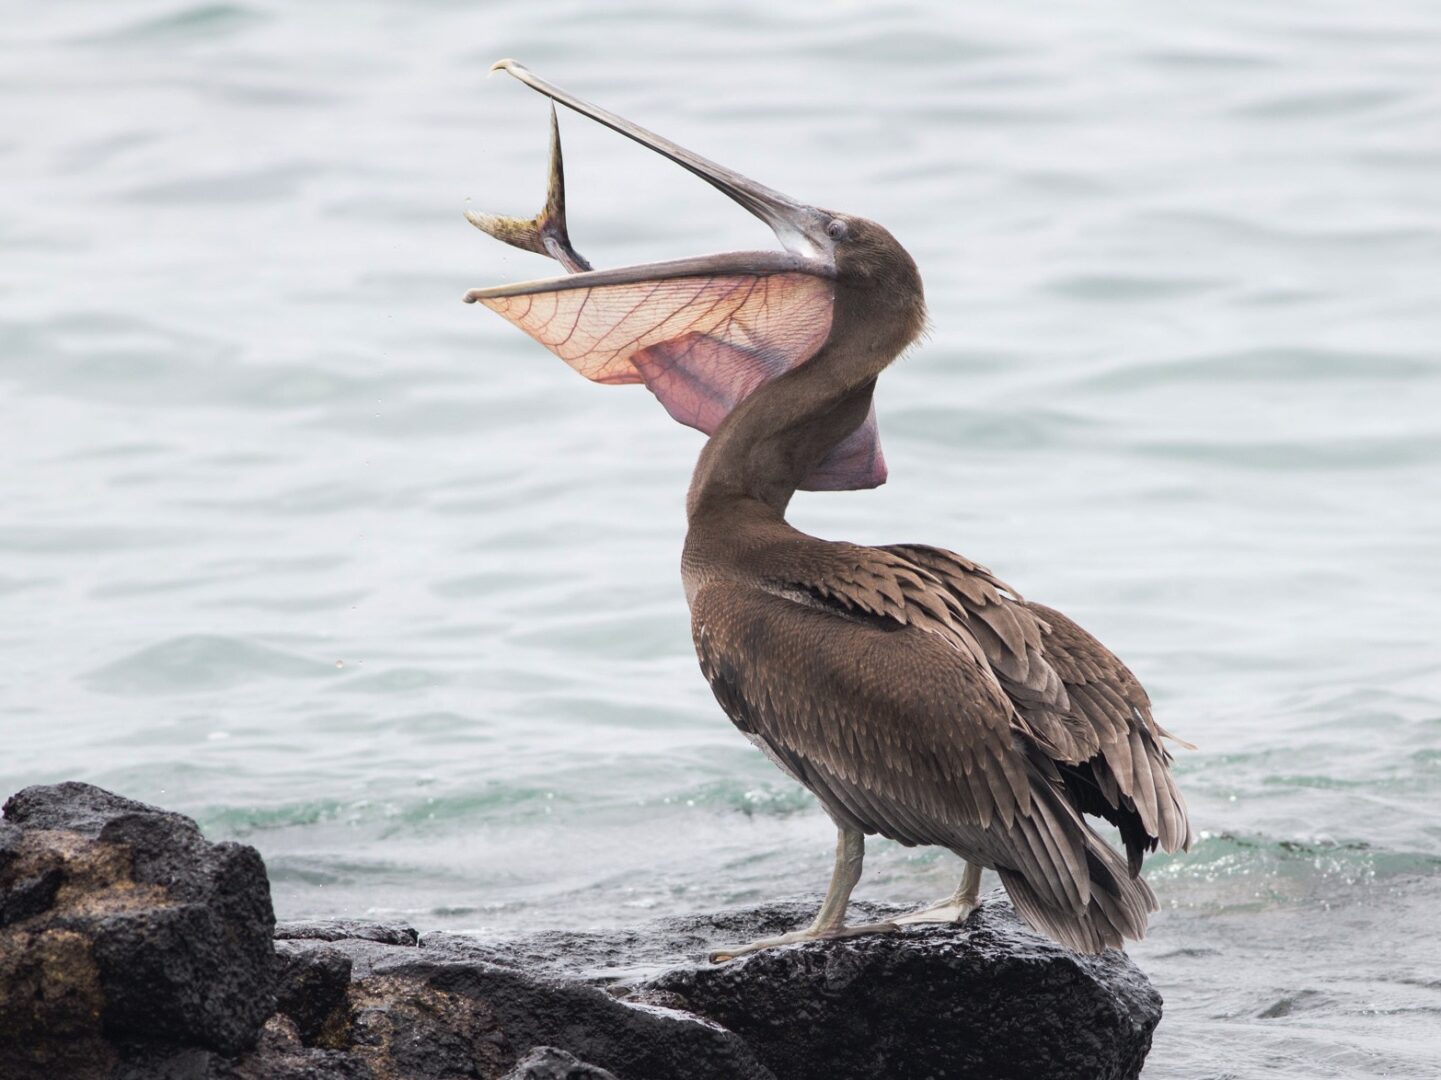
[3,2,1440,1075]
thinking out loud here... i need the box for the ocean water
[3,2,1440,1075]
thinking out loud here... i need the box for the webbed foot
[709,918,897,963]
[891,898,977,926]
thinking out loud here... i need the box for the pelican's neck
[680,238,925,596]
[686,268,922,530]
[686,350,876,523]
[683,265,925,559]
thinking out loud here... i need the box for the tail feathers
[998,833,1157,954]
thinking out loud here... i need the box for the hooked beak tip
[490,58,520,77]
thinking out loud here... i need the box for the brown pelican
[466,61,1193,959]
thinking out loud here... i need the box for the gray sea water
[3,2,1440,1076]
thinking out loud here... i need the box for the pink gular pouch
[464,61,886,492]
[472,264,885,490]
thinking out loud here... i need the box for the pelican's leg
[709,827,896,963]
[893,860,983,926]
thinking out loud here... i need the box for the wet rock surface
[502,1046,621,1079]
[646,902,1161,1080]
[443,900,1161,1080]
[266,925,772,1080]
[2,783,1162,1078]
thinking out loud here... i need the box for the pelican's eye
[825,218,849,242]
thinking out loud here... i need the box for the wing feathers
[689,533,1188,953]
[881,544,1192,861]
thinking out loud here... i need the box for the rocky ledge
[0,783,1161,1079]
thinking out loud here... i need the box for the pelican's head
[465,61,923,491]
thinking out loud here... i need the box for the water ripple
[5,4,1440,1075]
[85,634,336,694]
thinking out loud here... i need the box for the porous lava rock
[1,782,1162,1079]
[0,781,275,1079]
[644,900,1162,1080]
[502,1045,621,1079]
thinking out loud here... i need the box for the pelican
[465,61,1192,960]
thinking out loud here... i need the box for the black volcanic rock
[277,932,773,1080]
[273,941,353,1042]
[0,782,276,1078]
[503,1046,621,1079]
[645,900,1161,1080]
[261,898,1159,1080]
[275,919,420,947]
[0,782,1162,1079]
